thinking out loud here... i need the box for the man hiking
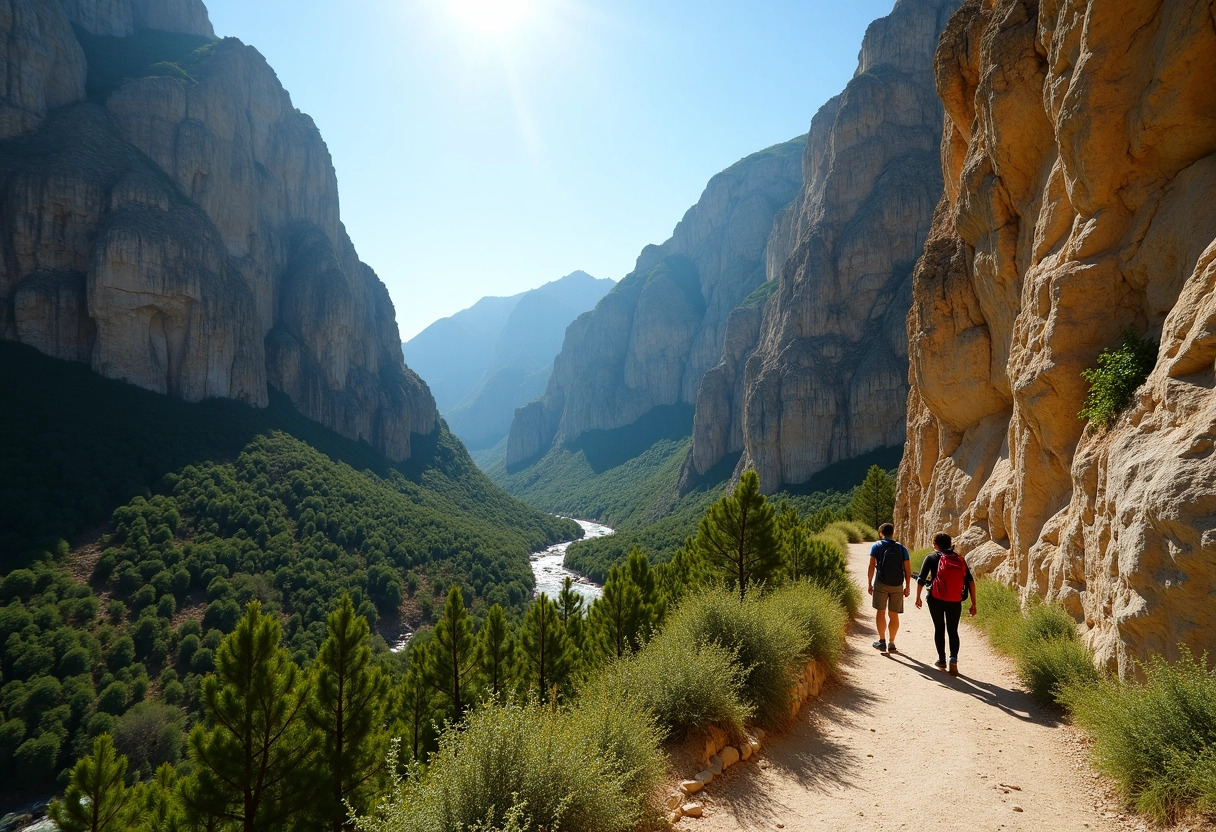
[867,523,911,653]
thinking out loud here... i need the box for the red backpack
[930,551,967,602]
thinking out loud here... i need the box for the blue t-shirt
[870,538,909,586]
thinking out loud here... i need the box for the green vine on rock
[1077,328,1157,432]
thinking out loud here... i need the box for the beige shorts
[872,581,905,613]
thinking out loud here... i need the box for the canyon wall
[505,137,804,469]
[896,0,1216,673]
[686,0,959,492]
[0,0,437,460]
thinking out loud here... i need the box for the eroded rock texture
[687,0,958,492]
[0,0,436,460]
[896,0,1216,673]
[505,137,804,469]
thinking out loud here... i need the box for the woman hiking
[914,532,977,676]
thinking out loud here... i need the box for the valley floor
[676,544,1146,832]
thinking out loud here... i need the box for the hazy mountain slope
[403,271,613,450]
[505,137,806,470]
[0,0,436,460]
[686,0,959,493]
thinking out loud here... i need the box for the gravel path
[676,543,1137,832]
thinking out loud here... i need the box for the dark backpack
[874,540,905,587]
[930,551,967,602]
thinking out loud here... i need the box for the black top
[916,552,974,592]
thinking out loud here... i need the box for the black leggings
[927,595,962,661]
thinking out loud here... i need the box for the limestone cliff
[0,0,437,460]
[896,0,1216,673]
[685,0,959,493]
[505,137,804,469]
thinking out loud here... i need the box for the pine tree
[778,504,810,581]
[476,603,514,698]
[690,469,780,601]
[49,734,136,832]
[848,464,895,529]
[518,593,573,702]
[138,762,184,832]
[398,660,430,765]
[587,563,644,660]
[625,547,666,637]
[306,594,390,832]
[184,601,315,832]
[424,586,477,718]
[557,577,587,654]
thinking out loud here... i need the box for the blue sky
[204,0,893,339]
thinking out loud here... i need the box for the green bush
[586,633,750,742]
[1062,648,1216,822]
[971,578,1023,653]
[814,527,850,556]
[359,699,663,832]
[1018,602,1078,648]
[824,521,869,544]
[1017,637,1100,706]
[762,582,847,669]
[1078,329,1157,431]
[661,588,803,728]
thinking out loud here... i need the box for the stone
[708,754,723,775]
[679,779,702,795]
[0,8,438,461]
[740,742,753,761]
[682,802,704,819]
[665,792,683,811]
[686,0,960,493]
[896,0,1216,675]
[694,770,713,786]
[720,745,740,768]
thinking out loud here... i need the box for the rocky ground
[673,543,1203,832]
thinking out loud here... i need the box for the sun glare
[449,0,537,34]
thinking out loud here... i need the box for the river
[530,518,612,603]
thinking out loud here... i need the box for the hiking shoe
[934,659,947,670]
[872,639,887,653]
[887,643,898,654]
[948,660,959,677]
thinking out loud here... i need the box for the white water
[530,518,613,602]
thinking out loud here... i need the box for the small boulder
[740,742,753,761]
[666,792,683,810]
[680,779,703,795]
[694,769,714,785]
[720,745,740,767]
[682,802,704,818]
[709,754,723,775]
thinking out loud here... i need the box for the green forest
[0,343,575,810]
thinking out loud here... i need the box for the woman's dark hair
[933,531,954,551]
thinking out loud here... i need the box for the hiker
[866,522,911,654]
[914,531,977,676]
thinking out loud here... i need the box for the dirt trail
[677,543,1134,832]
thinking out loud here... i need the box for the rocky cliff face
[896,0,1216,673]
[686,0,959,492]
[505,137,805,469]
[0,0,437,460]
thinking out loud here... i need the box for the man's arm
[866,557,876,595]
[902,556,912,597]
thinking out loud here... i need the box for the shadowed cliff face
[685,0,959,493]
[896,0,1216,674]
[504,137,805,470]
[0,0,437,460]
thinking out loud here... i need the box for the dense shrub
[1017,637,1101,705]
[661,588,803,728]
[1078,329,1157,431]
[763,582,848,669]
[586,633,750,742]
[359,699,664,832]
[1062,648,1216,822]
